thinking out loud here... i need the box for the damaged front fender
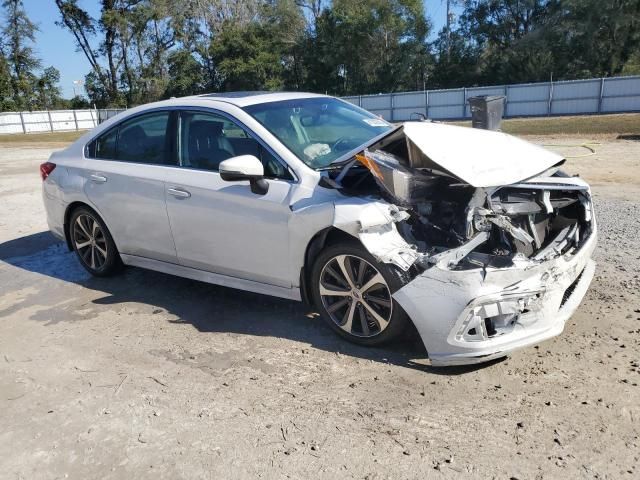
[332,199,421,271]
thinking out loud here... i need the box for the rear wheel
[70,207,121,276]
[311,242,410,346]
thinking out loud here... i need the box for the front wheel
[310,242,410,346]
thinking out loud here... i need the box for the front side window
[86,111,172,165]
[243,97,393,169]
[179,111,292,180]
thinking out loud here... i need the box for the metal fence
[0,108,125,135]
[342,75,640,122]
[2,75,638,134]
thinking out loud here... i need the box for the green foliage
[165,49,206,97]
[35,67,64,109]
[2,0,41,109]
[3,0,640,113]
[0,48,16,111]
[304,0,431,95]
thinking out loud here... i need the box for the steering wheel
[331,136,355,152]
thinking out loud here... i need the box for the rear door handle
[90,173,107,183]
[167,187,191,199]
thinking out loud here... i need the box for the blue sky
[19,0,453,98]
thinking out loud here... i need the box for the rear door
[164,110,296,287]
[84,111,178,263]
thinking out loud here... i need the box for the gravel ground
[0,138,639,479]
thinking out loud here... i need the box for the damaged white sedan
[42,92,596,366]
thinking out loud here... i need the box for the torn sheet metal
[332,200,420,270]
[358,222,420,271]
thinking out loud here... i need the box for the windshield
[243,97,393,169]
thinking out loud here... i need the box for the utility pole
[446,0,451,61]
[444,0,457,61]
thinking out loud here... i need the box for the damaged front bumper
[393,225,597,366]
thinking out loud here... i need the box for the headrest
[189,120,224,138]
[120,125,145,144]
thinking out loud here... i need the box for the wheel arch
[63,202,105,252]
[299,227,360,306]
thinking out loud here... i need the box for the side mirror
[219,155,269,195]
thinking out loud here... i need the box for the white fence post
[424,89,429,119]
[504,85,509,117]
[462,87,467,118]
[72,110,79,130]
[18,112,26,134]
[47,111,54,132]
[598,78,605,113]
[548,80,554,116]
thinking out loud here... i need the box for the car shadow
[0,231,503,375]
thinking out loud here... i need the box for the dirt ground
[0,136,639,479]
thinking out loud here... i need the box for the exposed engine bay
[324,125,594,274]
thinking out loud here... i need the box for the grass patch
[450,113,640,136]
[0,130,87,145]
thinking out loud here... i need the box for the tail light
[40,162,56,181]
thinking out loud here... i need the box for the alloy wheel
[73,213,108,270]
[319,254,393,337]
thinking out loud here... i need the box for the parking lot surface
[1,137,639,478]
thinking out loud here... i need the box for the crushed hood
[402,122,564,188]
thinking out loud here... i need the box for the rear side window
[86,111,172,165]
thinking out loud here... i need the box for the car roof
[194,91,329,107]
[120,92,333,115]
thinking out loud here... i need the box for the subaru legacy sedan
[41,92,596,365]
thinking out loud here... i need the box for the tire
[310,241,410,346]
[69,206,122,277]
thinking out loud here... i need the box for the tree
[456,0,554,84]
[0,46,16,110]
[1,0,41,109]
[55,0,119,104]
[306,0,431,95]
[164,48,205,97]
[210,1,305,91]
[36,66,64,109]
[546,0,640,78]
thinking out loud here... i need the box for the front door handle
[167,187,191,199]
[90,173,107,183]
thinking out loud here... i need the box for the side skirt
[120,254,302,301]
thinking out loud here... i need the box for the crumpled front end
[325,125,597,365]
[394,228,596,365]
[351,176,598,365]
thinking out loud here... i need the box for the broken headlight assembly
[355,149,439,207]
[455,292,544,342]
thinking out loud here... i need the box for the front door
[164,110,296,287]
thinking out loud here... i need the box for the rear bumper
[394,228,597,366]
[42,180,66,242]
